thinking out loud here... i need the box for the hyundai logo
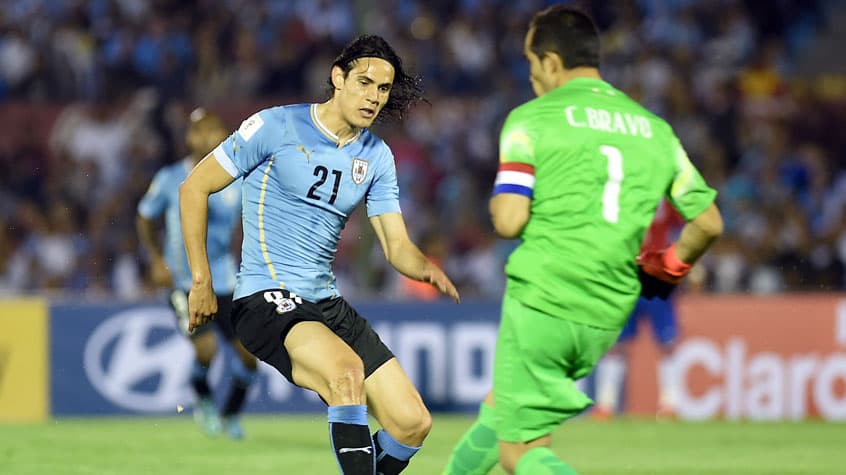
[82,307,221,412]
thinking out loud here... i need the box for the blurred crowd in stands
[1,0,845,300]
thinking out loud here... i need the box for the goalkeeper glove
[637,244,692,299]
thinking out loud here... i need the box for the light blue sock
[376,429,420,462]
[328,404,369,425]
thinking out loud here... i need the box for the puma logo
[297,145,312,162]
[338,446,372,455]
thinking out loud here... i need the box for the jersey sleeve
[665,137,717,220]
[212,109,279,178]
[365,145,401,217]
[137,168,169,219]
[493,110,536,198]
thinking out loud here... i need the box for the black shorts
[231,289,394,384]
[169,289,236,340]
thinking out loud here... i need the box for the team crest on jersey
[351,158,368,185]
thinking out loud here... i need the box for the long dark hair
[326,35,425,123]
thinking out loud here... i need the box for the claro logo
[675,304,846,421]
[83,308,198,412]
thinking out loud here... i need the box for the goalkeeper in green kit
[444,5,723,475]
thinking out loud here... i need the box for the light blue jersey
[212,104,401,302]
[138,157,241,293]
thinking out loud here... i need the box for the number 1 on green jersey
[600,145,623,223]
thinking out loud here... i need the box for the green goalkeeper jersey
[493,77,716,330]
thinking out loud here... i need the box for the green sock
[514,447,578,475]
[443,402,500,475]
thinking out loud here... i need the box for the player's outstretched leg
[366,358,431,474]
[444,393,499,475]
[287,321,375,474]
[190,331,221,436]
[220,341,258,439]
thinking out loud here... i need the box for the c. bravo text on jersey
[564,105,653,138]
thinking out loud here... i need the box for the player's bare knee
[412,404,433,442]
[386,400,431,446]
[324,358,366,405]
[403,402,432,445]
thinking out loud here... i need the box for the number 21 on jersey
[307,165,343,204]
[600,145,623,223]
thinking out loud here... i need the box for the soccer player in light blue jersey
[180,36,460,475]
[137,109,258,439]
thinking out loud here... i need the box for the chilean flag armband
[493,162,535,198]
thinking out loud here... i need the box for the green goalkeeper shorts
[494,293,621,442]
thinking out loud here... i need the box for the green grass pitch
[2,415,843,474]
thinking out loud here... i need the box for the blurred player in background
[445,5,722,475]
[593,199,686,420]
[136,109,258,439]
[180,35,459,475]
